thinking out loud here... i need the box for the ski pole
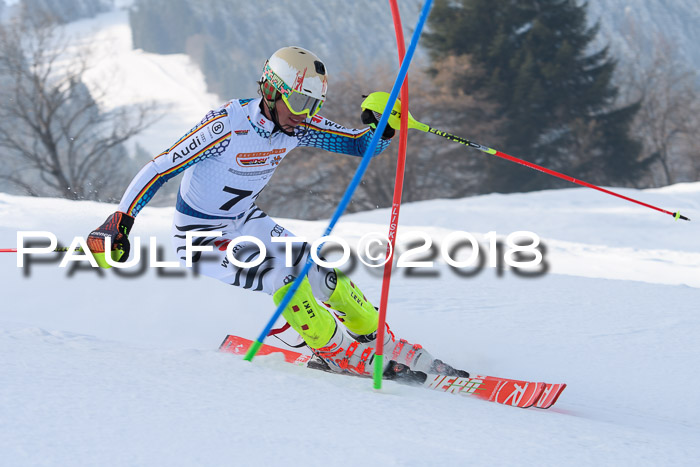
[360,95,690,222]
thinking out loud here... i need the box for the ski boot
[429,359,470,377]
[273,272,469,378]
[354,332,469,378]
[382,360,428,385]
[325,270,470,377]
[273,276,388,376]
[322,271,438,375]
[307,347,434,387]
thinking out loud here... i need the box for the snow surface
[1,183,699,466]
[2,5,700,467]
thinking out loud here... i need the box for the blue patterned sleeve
[297,115,391,157]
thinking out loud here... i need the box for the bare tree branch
[0,7,164,201]
[615,21,700,185]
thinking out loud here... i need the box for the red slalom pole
[373,0,411,389]
[0,247,78,253]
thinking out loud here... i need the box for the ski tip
[534,383,567,409]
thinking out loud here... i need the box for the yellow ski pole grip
[361,91,429,132]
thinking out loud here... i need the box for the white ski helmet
[261,46,328,117]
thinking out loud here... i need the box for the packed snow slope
[1,183,699,466]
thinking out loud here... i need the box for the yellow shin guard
[326,270,378,336]
[273,278,336,349]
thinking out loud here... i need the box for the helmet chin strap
[260,87,296,137]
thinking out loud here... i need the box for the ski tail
[219,334,311,366]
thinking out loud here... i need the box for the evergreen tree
[424,0,642,192]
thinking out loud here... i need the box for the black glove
[361,108,395,140]
[87,211,135,265]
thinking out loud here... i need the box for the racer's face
[274,98,306,132]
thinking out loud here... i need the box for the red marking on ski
[535,383,568,409]
[219,334,311,366]
[218,335,566,409]
[425,374,546,408]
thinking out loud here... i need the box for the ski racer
[86,46,466,378]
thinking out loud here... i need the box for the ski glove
[87,211,135,268]
[361,108,395,140]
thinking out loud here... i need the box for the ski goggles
[281,90,324,117]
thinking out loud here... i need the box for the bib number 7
[219,186,253,211]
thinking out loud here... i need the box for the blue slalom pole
[245,0,434,361]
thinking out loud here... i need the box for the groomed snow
[1,181,698,466]
[2,7,699,467]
